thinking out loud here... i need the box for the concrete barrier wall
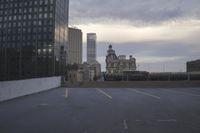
[0,77,61,102]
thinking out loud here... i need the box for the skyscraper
[87,33,96,64]
[0,0,69,81]
[68,27,82,65]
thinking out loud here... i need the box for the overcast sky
[69,0,200,72]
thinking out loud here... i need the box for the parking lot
[0,87,200,133]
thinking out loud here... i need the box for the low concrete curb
[66,81,200,88]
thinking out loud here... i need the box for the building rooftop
[187,59,200,63]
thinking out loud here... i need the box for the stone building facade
[68,27,82,65]
[106,45,136,74]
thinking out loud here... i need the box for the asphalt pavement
[0,87,200,133]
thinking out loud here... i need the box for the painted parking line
[123,120,128,130]
[165,89,200,97]
[129,89,161,99]
[96,88,112,99]
[65,88,69,98]
[157,119,177,122]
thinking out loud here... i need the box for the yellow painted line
[166,89,200,97]
[130,89,161,99]
[96,88,112,99]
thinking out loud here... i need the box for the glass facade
[87,33,96,64]
[0,0,69,81]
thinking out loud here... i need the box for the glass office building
[87,33,97,64]
[0,0,69,81]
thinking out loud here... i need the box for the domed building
[106,45,136,74]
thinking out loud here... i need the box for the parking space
[0,87,200,133]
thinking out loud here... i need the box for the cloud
[72,19,200,44]
[69,0,200,46]
[136,56,183,64]
[82,41,200,72]
[69,0,200,25]
[96,55,185,72]
[70,0,200,72]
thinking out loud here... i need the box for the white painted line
[130,89,161,99]
[123,120,128,130]
[96,88,112,99]
[166,89,200,97]
[157,119,177,122]
[65,88,69,98]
